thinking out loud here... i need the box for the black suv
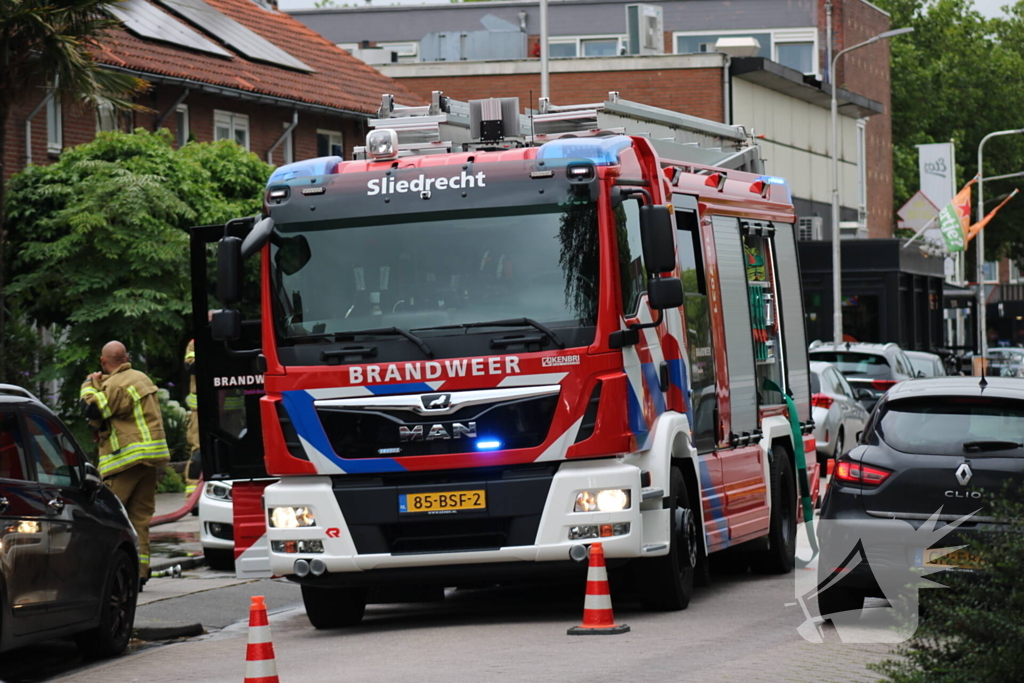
[816,377,1024,616]
[0,384,138,657]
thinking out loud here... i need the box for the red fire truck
[192,92,818,627]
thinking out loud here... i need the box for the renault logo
[955,463,973,486]
[421,393,452,411]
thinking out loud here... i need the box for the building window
[214,110,249,150]
[674,31,771,59]
[776,42,814,74]
[549,35,626,58]
[317,129,343,158]
[377,41,418,63]
[175,104,190,148]
[46,96,62,154]
[1009,260,1022,284]
[857,119,868,223]
[96,101,117,133]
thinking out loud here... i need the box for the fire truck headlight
[269,506,316,529]
[574,489,631,513]
[366,129,399,161]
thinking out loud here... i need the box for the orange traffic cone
[567,542,630,635]
[244,596,280,683]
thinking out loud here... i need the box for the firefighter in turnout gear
[80,341,170,581]
[183,339,201,499]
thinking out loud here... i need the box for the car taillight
[871,379,898,391]
[834,460,892,487]
[811,393,834,409]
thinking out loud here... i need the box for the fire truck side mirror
[647,276,683,310]
[639,205,676,274]
[211,309,242,342]
[217,236,243,306]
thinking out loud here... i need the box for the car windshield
[270,202,600,339]
[876,397,1024,456]
[908,356,935,377]
[809,351,891,378]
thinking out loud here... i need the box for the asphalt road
[26,561,893,683]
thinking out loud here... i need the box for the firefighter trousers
[105,464,158,578]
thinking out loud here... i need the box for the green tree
[876,0,1024,265]
[872,492,1024,682]
[4,129,270,419]
[0,0,149,378]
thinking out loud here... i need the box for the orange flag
[966,189,1019,243]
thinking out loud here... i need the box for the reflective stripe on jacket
[185,339,197,409]
[80,363,170,477]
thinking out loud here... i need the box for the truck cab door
[190,222,272,578]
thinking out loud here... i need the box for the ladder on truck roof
[357,91,764,173]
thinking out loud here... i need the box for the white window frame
[1009,260,1022,284]
[214,110,250,151]
[857,119,868,224]
[983,260,1000,284]
[175,104,190,148]
[96,100,118,133]
[46,96,62,154]
[377,41,418,63]
[548,34,627,58]
[317,129,343,159]
[672,27,820,77]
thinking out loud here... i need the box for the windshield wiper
[331,327,433,358]
[414,317,566,349]
[963,440,1024,453]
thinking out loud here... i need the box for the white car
[905,350,947,378]
[199,480,236,571]
[810,361,870,472]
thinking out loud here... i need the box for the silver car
[810,361,870,472]
[905,350,947,378]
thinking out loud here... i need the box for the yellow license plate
[922,548,985,569]
[399,490,486,514]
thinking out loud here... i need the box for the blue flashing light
[759,175,787,185]
[535,135,632,167]
[267,156,342,187]
[476,439,503,451]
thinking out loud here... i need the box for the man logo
[422,393,452,411]
[399,422,476,442]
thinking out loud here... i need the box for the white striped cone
[244,596,280,683]
[567,542,630,635]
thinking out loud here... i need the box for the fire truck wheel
[639,467,695,611]
[302,585,367,629]
[752,445,797,575]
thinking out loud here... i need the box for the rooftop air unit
[626,4,664,56]
[797,217,823,241]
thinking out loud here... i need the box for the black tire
[816,583,865,618]
[751,445,797,575]
[75,550,138,659]
[203,547,235,572]
[833,428,845,460]
[302,585,367,629]
[639,468,696,611]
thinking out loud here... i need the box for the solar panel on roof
[109,0,232,58]
[152,0,314,72]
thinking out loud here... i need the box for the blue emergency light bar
[535,135,632,167]
[267,156,342,187]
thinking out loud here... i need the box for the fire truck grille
[316,395,558,458]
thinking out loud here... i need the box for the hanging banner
[918,142,956,209]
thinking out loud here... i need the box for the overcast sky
[281,0,1013,19]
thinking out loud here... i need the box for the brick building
[290,0,895,239]
[3,0,421,184]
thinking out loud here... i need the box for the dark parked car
[808,341,916,411]
[0,384,139,657]
[816,377,1024,616]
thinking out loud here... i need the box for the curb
[151,554,205,573]
[134,623,205,641]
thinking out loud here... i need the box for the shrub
[156,465,185,494]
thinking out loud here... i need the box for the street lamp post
[830,26,914,343]
[539,0,549,99]
[975,128,1024,360]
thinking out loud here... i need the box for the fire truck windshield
[270,200,600,342]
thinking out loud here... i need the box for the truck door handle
[47,498,65,514]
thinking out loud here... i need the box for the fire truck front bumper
[264,460,653,582]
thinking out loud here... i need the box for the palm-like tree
[0,0,148,379]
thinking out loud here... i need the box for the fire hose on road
[151,475,205,527]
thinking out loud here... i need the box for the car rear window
[876,397,1024,456]
[810,372,821,394]
[809,352,891,378]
